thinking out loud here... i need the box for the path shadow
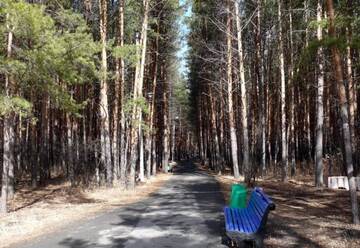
[56,160,227,248]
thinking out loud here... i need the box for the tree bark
[66,114,75,186]
[315,0,325,187]
[278,0,288,182]
[228,0,240,179]
[99,0,112,186]
[147,23,159,178]
[256,0,266,175]
[326,0,359,224]
[162,65,170,173]
[128,0,150,188]
[118,0,126,185]
[289,1,296,177]
[1,27,14,214]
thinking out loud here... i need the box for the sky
[177,0,191,76]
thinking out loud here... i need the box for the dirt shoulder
[215,174,360,248]
[0,174,171,248]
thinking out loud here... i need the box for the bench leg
[221,235,232,247]
[254,235,264,248]
[221,235,245,248]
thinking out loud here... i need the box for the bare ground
[216,173,360,248]
[0,174,171,248]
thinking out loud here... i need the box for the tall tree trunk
[289,1,296,177]
[66,114,74,186]
[326,0,359,224]
[147,24,159,178]
[345,1,356,170]
[99,0,112,186]
[162,65,170,173]
[39,93,49,186]
[1,116,14,214]
[146,56,157,178]
[31,115,37,188]
[304,0,312,162]
[346,1,355,143]
[256,0,266,174]
[138,0,149,182]
[128,35,141,189]
[315,0,325,187]
[128,0,150,188]
[1,27,14,214]
[235,0,250,180]
[118,0,127,185]
[209,87,220,171]
[278,0,288,182]
[228,0,240,179]
[139,114,145,182]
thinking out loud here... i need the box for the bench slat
[251,196,265,220]
[239,208,253,233]
[233,208,244,232]
[242,209,252,233]
[248,208,259,233]
[255,187,274,206]
[246,207,259,231]
[255,193,268,211]
[224,207,233,231]
[234,208,242,232]
[247,207,261,231]
[253,193,267,214]
[248,200,262,225]
[231,208,239,231]
[230,207,236,231]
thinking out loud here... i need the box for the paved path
[16,161,227,248]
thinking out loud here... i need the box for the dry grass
[216,174,360,248]
[0,174,171,248]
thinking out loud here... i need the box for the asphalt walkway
[16,161,227,248]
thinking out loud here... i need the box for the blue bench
[223,187,275,247]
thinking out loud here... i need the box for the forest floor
[0,173,171,248]
[214,168,360,248]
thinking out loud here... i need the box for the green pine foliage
[0,0,98,117]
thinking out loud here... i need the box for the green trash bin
[230,184,247,208]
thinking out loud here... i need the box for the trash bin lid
[231,184,246,192]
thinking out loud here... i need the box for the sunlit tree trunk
[326,0,359,224]
[99,0,112,186]
[117,0,127,185]
[128,35,141,189]
[146,38,158,178]
[198,107,205,161]
[345,1,356,164]
[139,0,149,182]
[1,26,14,214]
[209,87,220,171]
[66,114,75,186]
[288,1,296,177]
[278,0,288,182]
[304,0,312,161]
[315,0,325,187]
[228,0,240,179]
[148,23,159,178]
[162,65,170,173]
[128,0,149,188]
[235,0,249,180]
[256,0,266,174]
[218,79,225,167]
[113,0,125,181]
